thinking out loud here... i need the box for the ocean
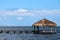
[0,26,59,40]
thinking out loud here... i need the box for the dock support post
[54,27,56,32]
[34,26,35,33]
[51,27,53,32]
[43,26,45,32]
[37,26,39,33]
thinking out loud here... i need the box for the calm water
[0,26,60,40]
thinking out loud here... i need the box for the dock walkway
[0,30,56,34]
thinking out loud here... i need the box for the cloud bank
[0,9,60,26]
[0,9,60,17]
[0,9,60,21]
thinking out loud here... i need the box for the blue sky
[0,0,60,26]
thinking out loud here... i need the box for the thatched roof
[32,19,57,27]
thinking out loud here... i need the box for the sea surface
[0,26,60,40]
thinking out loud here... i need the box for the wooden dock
[0,30,56,34]
[31,30,56,34]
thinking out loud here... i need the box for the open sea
[0,26,60,40]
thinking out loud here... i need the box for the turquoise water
[0,26,59,40]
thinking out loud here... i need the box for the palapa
[32,18,57,27]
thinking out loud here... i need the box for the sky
[0,0,60,26]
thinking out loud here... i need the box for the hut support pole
[37,26,39,31]
[37,26,39,33]
[34,26,35,31]
[54,27,56,32]
[43,26,45,32]
[51,27,53,32]
[34,26,35,33]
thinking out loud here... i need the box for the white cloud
[0,9,34,16]
[32,9,60,16]
[17,17,23,20]
[17,9,28,12]
[0,9,60,17]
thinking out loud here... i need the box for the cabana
[32,18,57,34]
